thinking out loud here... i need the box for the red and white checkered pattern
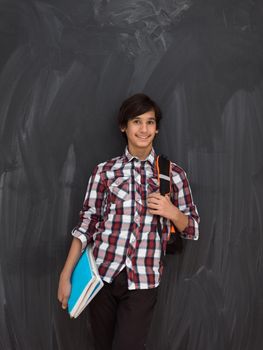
[72,147,200,290]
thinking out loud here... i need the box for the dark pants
[89,268,159,350]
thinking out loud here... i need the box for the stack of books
[68,245,104,318]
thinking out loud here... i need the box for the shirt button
[126,259,132,268]
[130,236,136,243]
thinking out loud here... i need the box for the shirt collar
[124,146,156,165]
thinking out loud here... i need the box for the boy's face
[121,110,158,153]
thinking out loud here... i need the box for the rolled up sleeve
[71,164,106,251]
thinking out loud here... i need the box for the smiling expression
[121,110,158,155]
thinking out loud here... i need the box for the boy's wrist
[170,207,188,232]
[169,206,180,223]
[60,269,72,281]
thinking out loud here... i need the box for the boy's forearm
[170,207,188,232]
[60,237,82,279]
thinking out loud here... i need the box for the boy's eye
[133,119,156,124]
[132,119,156,125]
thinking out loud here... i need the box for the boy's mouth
[136,135,150,139]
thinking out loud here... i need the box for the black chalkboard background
[1,0,263,349]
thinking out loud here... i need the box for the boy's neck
[127,144,152,161]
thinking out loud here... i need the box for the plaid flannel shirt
[72,147,200,290]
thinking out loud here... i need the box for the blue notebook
[68,245,104,318]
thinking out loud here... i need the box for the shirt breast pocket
[147,177,159,194]
[108,176,130,204]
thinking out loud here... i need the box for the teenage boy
[57,93,200,350]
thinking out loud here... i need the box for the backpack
[155,155,183,255]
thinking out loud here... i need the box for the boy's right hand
[57,274,71,310]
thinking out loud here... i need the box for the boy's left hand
[147,192,179,221]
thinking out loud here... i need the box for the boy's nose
[140,123,147,132]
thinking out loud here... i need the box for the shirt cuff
[71,228,88,252]
[180,215,199,240]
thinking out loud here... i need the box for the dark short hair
[117,93,162,132]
